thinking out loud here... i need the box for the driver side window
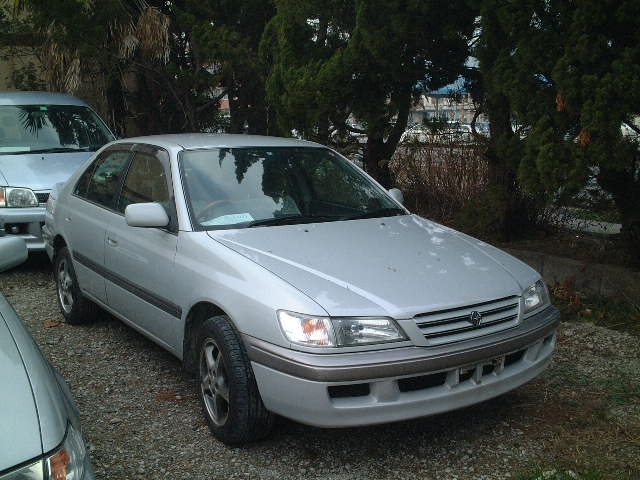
[119,152,170,212]
[117,151,176,231]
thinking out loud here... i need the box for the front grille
[35,192,50,204]
[414,295,520,345]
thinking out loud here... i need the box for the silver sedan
[44,133,559,444]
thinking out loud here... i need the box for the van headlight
[522,280,550,315]
[0,187,39,207]
[278,311,406,347]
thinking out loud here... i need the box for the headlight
[277,310,406,347]
[46,194,56,215]
[0,424,87,480]
[45,423,88,480]
[0,187,38,207]
[523,280,550,314]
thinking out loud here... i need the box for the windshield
[0,104,114,154]
[180,147,405,229]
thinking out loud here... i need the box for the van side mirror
[388,188,404,205]
[0,237,28,272]
[125,203,169,228]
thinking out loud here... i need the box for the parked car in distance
[401,122,475,144]
[44,133,560,444]
[400,123,431,143]
[0,236,95,479]
[0,91,115,252]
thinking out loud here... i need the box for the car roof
[0,91,89,107]
[114,133,324,151]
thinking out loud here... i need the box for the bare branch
[623,118,640,136]
[196,89,228,113]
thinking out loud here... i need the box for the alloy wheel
[57,258,74,314]
[200,338,230,426]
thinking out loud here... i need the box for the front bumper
[246,305,559,427]
[0,206,46,251]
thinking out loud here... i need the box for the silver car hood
[209,215,539,317]
[0,306,41,471]
[0,151,93,190]
[0,295,69,471]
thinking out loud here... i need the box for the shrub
[390,136,488,224]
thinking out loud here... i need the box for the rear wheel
[197,315,274,444]
[54,247,97,324]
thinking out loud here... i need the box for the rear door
[104,144,180,350]
[64,147,132,303]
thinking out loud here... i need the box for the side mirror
[0,237,28,272]
[388,188,404,205]
[125,203,169,228]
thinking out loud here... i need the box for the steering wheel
[195,199,235,221]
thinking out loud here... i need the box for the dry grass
[390,138,488,224]
[505,318,640,480]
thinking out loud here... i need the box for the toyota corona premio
[43,133,560,444]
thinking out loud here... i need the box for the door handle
[107,237,118,246]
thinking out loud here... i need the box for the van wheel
[54,247,97,324]
[196,315,274,444]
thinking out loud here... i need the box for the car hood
[0,295,69,471]
[0,307,41,471]
[0,151,93,190]
[209,215,540,317]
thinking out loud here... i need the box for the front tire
[197,315,274,444]
[54,247,97,324]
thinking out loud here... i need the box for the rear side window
[78,151,130,209]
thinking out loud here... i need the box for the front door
[104,146,180,350]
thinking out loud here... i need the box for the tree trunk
[364,136,392,188]
[486,93,516,187]
[599,164,640,269]
[228,79,269,135]
[483,92,529,240]
[362,88,411,189]
[228,91,246,133]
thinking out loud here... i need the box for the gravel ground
[1,253,639,480]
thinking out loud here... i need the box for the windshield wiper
[27,147,94,154]
[342,207,406,221]
[246,214,339,228]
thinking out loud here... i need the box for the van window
[0,105,114,154]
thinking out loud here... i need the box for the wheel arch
[52,234,68,260]
[182,300,230,374]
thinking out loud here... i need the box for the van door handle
[107,237,118,246]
